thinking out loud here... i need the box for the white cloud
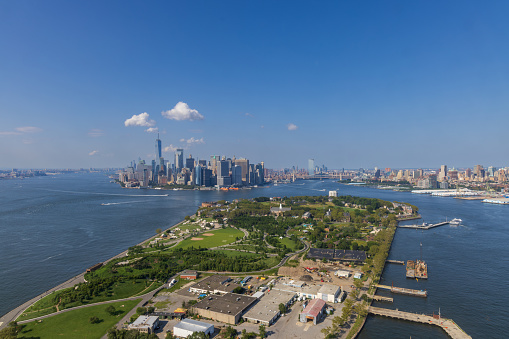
[162,102,204,121]
[145,127,159,133]
[163,144,180,153]
[245,113,253,117]
[124,112,156,127]
[0,131,20,136]
[185,137,205,145]
[89,150,99,156]
[16,126,42,133]
[88,129,104,137]
[287,123,298,131]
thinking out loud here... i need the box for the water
[1,174,507,338]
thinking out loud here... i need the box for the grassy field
[172,227,244,250]
[279,237,300,251]
[18,280,159,321]
[18,299,141,339]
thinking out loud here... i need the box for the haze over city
[1,1,509,169]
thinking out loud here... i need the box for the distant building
[180,270,198,280]
[189,275,240,295]
[128,315,159,334]
[270,204,291,216]
[328,191,337,197]
[308,159,315,175]
[243,290,296,326]
[192,293,257,324]
[175,149,184,172]
[307,248,366,263]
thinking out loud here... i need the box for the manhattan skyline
[1,1,509,169]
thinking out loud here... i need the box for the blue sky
[1,1,508,169]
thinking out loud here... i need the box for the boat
[449,218,462,226]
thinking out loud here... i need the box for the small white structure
[128,315,159,334]
[334,270,351,278]
[329,190,338,197]
[173,319,214,338]
[353,272,363,279]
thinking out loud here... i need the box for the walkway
[368,306,472,339]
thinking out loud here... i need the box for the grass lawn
[279,238,299,251]
[172,227,244,250]
[18,280,160,321]
[18,299,141,339]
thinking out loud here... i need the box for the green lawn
[18,280,160,321]
[18,299,141,339]
[279,238,300,251]
[172,228,244,250]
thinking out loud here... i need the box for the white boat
[449,218,462,226]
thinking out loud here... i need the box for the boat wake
[41,189,168,197]
[41,253,63,262]
[101,200,146,206]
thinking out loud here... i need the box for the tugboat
[449,218,462,226]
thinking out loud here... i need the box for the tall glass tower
[155,134,162,159]
[308,159,315,175]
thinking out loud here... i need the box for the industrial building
[128,315,159,334]
[173,319,214,338]
[192,293,257,324]
[299,298,326,325]
[272,279,342,303]
[334,269,351,278]
[243,290,296,326]
[188,275,240,295]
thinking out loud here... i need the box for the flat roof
[243,290,296,323]
[301,298,326,318]
[130,315,159,328]
[193,293,257,318]
[174,319,214,332]
[307,248,366,261]
[181,270,198,275]
[318,284,340,296]
[189,275,239,293]
[272,279,321,296]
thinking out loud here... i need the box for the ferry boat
[449,218,462,226]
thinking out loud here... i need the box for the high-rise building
[175,149,184,172]
[232,165,243,185]
[210,155,220,175]
[308,159,315,175]
[186,155,195,172]
[439,165,448,181]
[155,134,162,160]
[194,165,203,186]
[235,159,249,184]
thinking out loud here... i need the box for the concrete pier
[376,284,427,297]
[369,306,472,339]
[398,221,449,230]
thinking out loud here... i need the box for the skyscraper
[235,159,249,184]
[155,134,162,160]
[175,149,184,172]
[308,159,315,175]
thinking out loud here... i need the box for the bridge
[369,306,472,339]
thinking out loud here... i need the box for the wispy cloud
[244,113,253,118]
[145,127,159,133]
[162,102,204,121]
[88,129,104,137]
[163,144,179,153]
[180,137,205,145]
[124,112,156,127]
[287,123,298,131]
[89,150,99,156]
[0,126,42,136]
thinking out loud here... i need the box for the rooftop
[189,275,239,294]
[243,290,296,323]
[301,298,326,318]
[130,315,159,328]
[193,293,257,318]
[174,319,214,332]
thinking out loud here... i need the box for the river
[0,173,506,338]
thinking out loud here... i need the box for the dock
[398,221,449,230]
[370,295,393,302]
[376,284,427,298]
[368,306,472,339]
[386,260,405,265]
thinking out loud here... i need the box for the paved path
[369,306,472,339]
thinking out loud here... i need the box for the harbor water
[1,173,507,338]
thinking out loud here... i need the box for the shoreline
[0,219,186,330]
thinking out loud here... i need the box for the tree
[105,305,116,315]
[278,303,286,315]
[156,228,163,234]
[89,316,101,324]
[259,324,266,338]
[165,332,176,339]
[223,326,237,339]
[147,306,155,314]
[188,332,208,339]
[0,322,18,339]
[137,306,147,315]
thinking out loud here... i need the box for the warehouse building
[188,275,240,295]
[307,248,366,263]
[180,270,198,280]
[243,290,296,326]
[273,278,342,303]
[317,284,341,303]
[299,298,326,325]
[128,315,159,334]
[192,293,257,324]
[173,319,214,338]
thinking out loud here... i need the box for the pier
[386,260,405,265]
[368,306,472,339]
[376,284,427,298]
[398,221,449,230]
[370,295,393,302]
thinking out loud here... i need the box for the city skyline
[1,2,509,169]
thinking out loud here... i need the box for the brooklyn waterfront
[1,173,507,338]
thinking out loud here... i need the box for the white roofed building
[173,319,214,338]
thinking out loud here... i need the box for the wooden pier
[398,221,449,230]
[369,306,472,339]
[386,260,405,265]
[370,295,393,302]
[376,284,427,298]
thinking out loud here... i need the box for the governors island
[1,194,470,339]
